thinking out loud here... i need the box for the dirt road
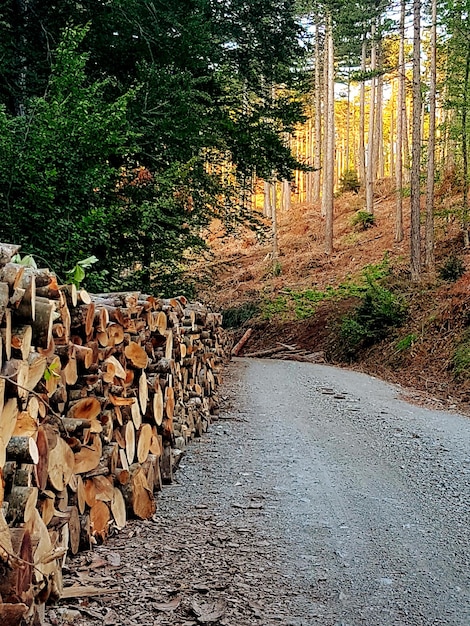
[52,358,470,626]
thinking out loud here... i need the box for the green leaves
[65,256,99,288]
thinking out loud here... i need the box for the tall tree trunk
[321,29,330,217]
[366,22,377,214]
[263,181,273,217]
[395,0,406,242]
[376,34,384,180]
[282,180,292,212]
[345,67,351,172]
[272,182,279,263]
[324,19,335,255]
[410,0,422,282]
[358,38,367,186]
[313,21,322,202]
[425,0,437,271]
[462,48,470,247]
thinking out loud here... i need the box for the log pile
[0,244,228,624]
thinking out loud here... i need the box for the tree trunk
[410,0,422,282]
[321,32,329,218]
[358,38,367,186]
[324,18,335,255]
[395,0,406,243]
[462,46,470,247]
[366,22,377,214]
[313,21,322,202]
[425,0,437,270]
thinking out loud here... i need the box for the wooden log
[231,328,253,356]
[110,487,126,530]
[136,423,152,464]
[124,421,135,465]
[138,371,148,415]
[74,434,102,475]
[15,296,55,349]
[26,352,47,392]
[68,505,81,555]
[63,346,78,386]
[90,501,110,543]
[0,604,29,624]
[103,355,126,382]
[48,437,75,491]
[12,411,37,437]
[120,464,156,519]
[0,262,24,287]
[67,396,101,420]
[160,444,173,484]
[93,476,114,502]
[107,323,125,346]
[153,383,164,426]
[0,283,8,327]
[124,341,148,369]
[0,524,33,601]
[5,485,37,524]
[6,436,39,464]
[74,344,94,369]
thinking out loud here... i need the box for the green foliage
[65,256,99,288]
[395,333,418,352]
[340,284,407,356]
[44,361,60,382]
[452,332,470,379]
[261,296,289,320]
[260,256,392,321]
[273,261,282,277]
[351,210,376,231]
[0,2,308,294]
[340,169,360,193]
[11,254,37,268]
[222,302,260,329]
[438,255,465,282]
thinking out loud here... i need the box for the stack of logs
[0,244,228,625]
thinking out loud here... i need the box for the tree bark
[324,18,335,255]
[410,0,422,282]
[425,0,437,270]
[395,0,406,243]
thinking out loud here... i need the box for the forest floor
[193,179,470,416]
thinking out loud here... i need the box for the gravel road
[51,358,470,626]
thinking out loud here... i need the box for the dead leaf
[154,597,181,612]
[190,598,226,623]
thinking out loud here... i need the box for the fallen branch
[231,328,253,356]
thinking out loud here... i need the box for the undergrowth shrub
[340,169,360,193]
[351,210,376,231]
[259,255,392,322]
[452,332,470,379]
[340,283,407,357]
[438,255,465,282]
[395,333,418,352]
[222,302,259,328]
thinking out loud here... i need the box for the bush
[340,169,361,193]
[340,284,407,355]
[453,335,470,379]
[438,255,465,282]
[351,210,376,231]
[222,302,259,329]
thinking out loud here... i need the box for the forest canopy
[0,0,307,293]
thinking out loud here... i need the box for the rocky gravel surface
[47,358,470,626]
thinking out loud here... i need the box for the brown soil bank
[194,188,470,416]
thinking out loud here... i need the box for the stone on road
[53,358,470,626]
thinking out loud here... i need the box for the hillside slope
[194,186,470,416]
